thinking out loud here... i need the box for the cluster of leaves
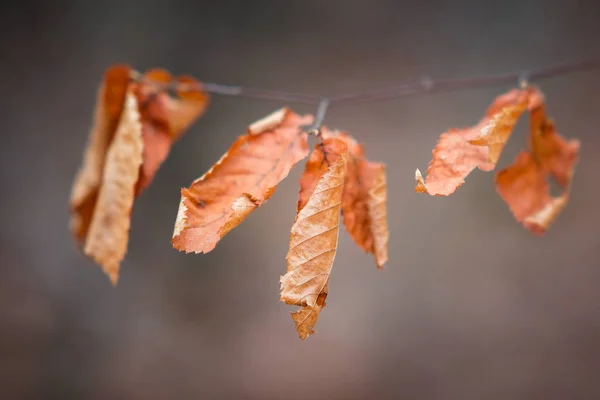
[70,66,579,339]
[70,65,208,284]
[171,112,389,339]
[70,65,389,339]
[415,86,579,234]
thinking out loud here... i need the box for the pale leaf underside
[83,91,144,285]
[281,138,348,339]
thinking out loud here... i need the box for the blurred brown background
[2,1,600,398]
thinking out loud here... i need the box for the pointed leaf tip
[414,168,427,193]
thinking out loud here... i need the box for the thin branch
[132,57,600,107]
[131,71,321,105]
[306,98,331,136]
[330,58,600,106]
[202,82,322,104]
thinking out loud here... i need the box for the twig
[330,58,600,106]
[306,98,331,136]
[132,58,600,107]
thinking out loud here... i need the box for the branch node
[129,69,143,83]
[307,98,330,137]
[518,73,530,89]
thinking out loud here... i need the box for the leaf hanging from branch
[360,161,389,266]
[413,85,580,234]
[69,65,208,284]
[415,89,529,196]
[134,69,209,194]
[172,108,313,254]
[495,87,580,234]
[323,130,389,268]
[280,138,348,339]
[82,90,144,284]
[70,65,131,245]
[70,62,588,339]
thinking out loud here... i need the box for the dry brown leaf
[495,87,580,234]
[172,108,313,254]
[415,89,529,196]
[323,130,389,268]
[361,161,389,267]
[134,69,209,194]
[70,65,208,284]
[70,65,131,244]
[82,89,144,284]
[280,138,348,339]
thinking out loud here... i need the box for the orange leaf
[70,65,208,284]
[70,65,131,244]
[280,138,348,339]
[134,69,209,194]
[495,87,580,234]
[172,108,313,254]
[360,161,389,267]
[323,130,389,268]
[81,88,143,285]
[415,89,529,195]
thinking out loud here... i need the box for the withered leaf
[323,130,389,268]
[172,108,313,254]
[134,69,209,194]
[70,65,208,284]
[70,65,131,244]
[360,161,389,267]
[415,89,529,196]
[280,138,348,340]
[495,87,580,234]
[82,89,144,285]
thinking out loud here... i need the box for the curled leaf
[324,130,389,268]
[415,89,529,195]
[70,65,209,284]
[70,65,131,244]
[134,69,209,194]
[281,138,348,339]
[360,161,389,267]
[82,89,144,285]
[495,87,579,234]
[172,108,313,254]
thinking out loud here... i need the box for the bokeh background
[2,1,600,398]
